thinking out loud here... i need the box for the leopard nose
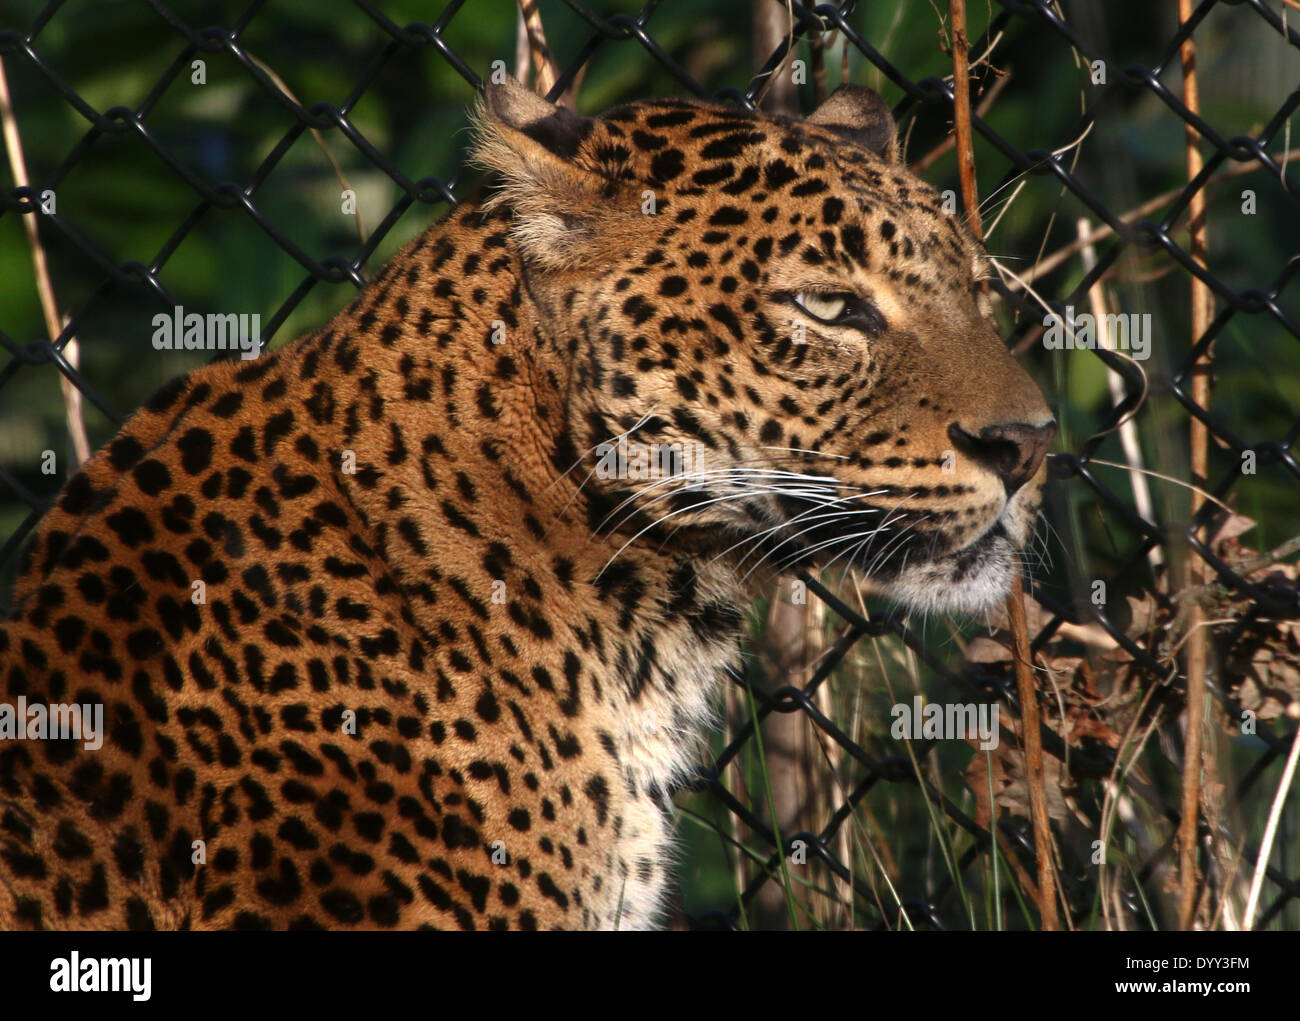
[947,420,1056,495]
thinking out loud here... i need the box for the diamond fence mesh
[1,0,1297,930]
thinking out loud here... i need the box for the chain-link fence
[1,0,1297,930]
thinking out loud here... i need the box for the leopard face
[478,80,1054,615]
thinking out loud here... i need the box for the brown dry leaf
[1075,658,1103,702]
[963,581,1164,826]
[1067,710,1122,748]
[1126,594,1158,637]
[959,508,1298,862]
[966,635,1012,663]
[1207,512,1256,547]
[965,726,1075,823]
[1207,514,1300,721]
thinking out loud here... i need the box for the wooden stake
[1008,573,1059,930]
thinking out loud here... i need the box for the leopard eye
[794,291,847,322]
[792,290,886,338]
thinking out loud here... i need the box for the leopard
[0,78,1054,930]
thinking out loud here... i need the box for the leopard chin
[851,483,1043,619]
[875,525,1018,617]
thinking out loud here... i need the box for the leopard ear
[806,85,898,163]
[471,76,605,269]
[482,77,595,159]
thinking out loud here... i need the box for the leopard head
[473,78,1054,616]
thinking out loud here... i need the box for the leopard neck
[307,204,752,790]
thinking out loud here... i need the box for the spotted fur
[0,81,1052,930]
